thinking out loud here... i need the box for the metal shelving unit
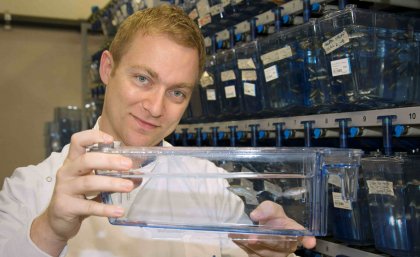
[176,106,420,136]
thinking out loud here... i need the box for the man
[0,5,315,257]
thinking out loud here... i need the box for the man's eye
[172,91,185,98]
[136,75,148,84]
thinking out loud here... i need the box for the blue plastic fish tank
[318,6,420,111]
[361,154,420,257]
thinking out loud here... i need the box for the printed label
[224,85,236,98]
[200,71,214,87]
[322,30,350,54]
[221,0,231,7]
[328,174,342,188]
[264,65,279,82]
[241,70,257,81]
[331,58,351,77]
[198,14,211,27]
[367,180,394,196]
[206,89,216,101]
[221,70,236,81]
[332,192,352,210]
[243,82,256,97]
[260,45,293,65]
[196,0,210,17]
[237,58,256,69]
[188,8,199,20]
[210,4,223,16]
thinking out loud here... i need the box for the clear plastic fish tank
[257,19,330,116]
[328,172,373,245]
[234,41,265,118]
[92,144,362,239]
[361,154,420,257]
[318,6,420,111]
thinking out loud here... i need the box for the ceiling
[0,0,111,26]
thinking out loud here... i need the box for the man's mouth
[131,114,159,131]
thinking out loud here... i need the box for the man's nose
[142,89,164,118]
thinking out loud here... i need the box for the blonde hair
[109,4,206,77]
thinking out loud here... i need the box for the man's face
[99,33,199,146]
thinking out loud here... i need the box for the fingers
[250,200,287,223]
[67,130,114,160]
[62,152,132,177]
[300,235,316,249]
[57,174,134,196]
[61,196,126,218]
[231,234,298,257]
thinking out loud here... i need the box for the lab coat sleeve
[0,147,69,257]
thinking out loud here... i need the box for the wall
[0,25,104,185]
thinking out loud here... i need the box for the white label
[260,45,293,65]
[332,192,352,210]
[241,70,257,81]
[221,70,236,82]
[237,58,256,70]
[328,174,341,188]
[331,58,351,77]
[200,71,214,87]
[210,4,223,16]
[221,0,231,7]
[322,30,350,54]
[196,0,210,17]
[206,89,216,101]
[224,85,236,98]
[367,180,394,196]
[243,82,256,97]
[188,8,199,20]
[264,65,278,82]
[198,14,211,27]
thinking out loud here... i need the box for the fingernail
[250,209,261,220]
[113,207,124,216]
[120,180,133,189]
[102,134,113,142]
[120,158,132,168]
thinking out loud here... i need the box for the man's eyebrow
[129,65,158,79]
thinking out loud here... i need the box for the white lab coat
[0,138,249,257]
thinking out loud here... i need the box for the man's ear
[99,50,114,85]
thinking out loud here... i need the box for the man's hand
[30,130,134,257]
[231,201,316,257]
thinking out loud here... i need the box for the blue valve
[218,131,225,140]
[394,125,405,138]
[313,128,323,139]
[284,129,293,140]
[236,131,245,140]
[349,127,359,138]
[282,15,291,25]
[217,40,223,49]
[202,132,208,141]
[257,24,264,34]
[235,33,242,42]
[258,130,266,140]
[175,133,180,141]
[311,2,321,12]
[188,133,194,140]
